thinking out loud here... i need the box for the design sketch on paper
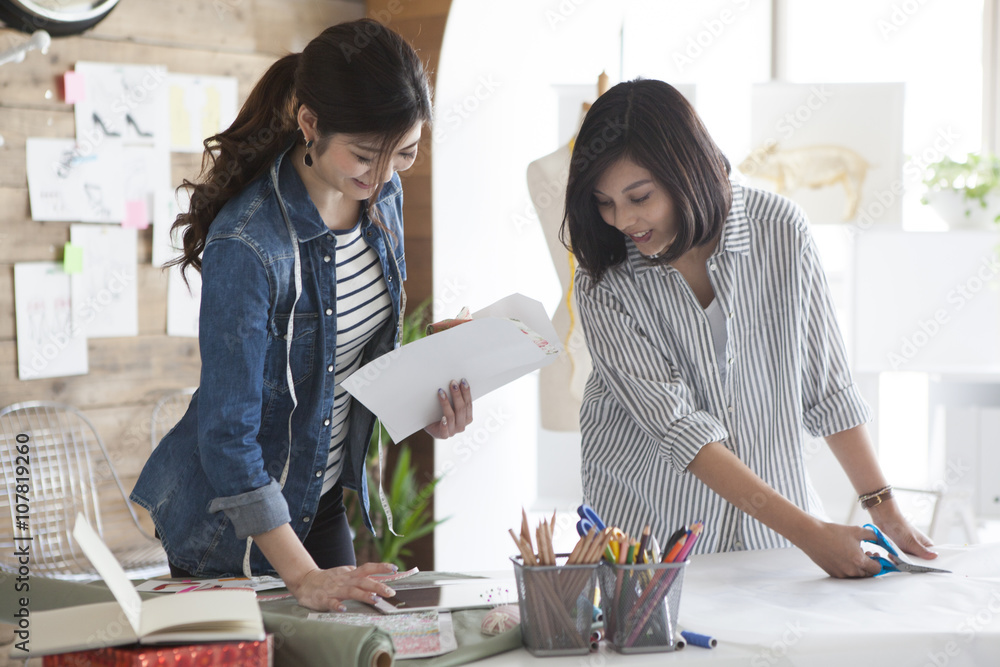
[70,225,139,339]
[74,61,170,147]
[167,73,238,153]
[739,142,870,221]
[742,83,903,225]
[14,262,89,380]
[25,137,124,223]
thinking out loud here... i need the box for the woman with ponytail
[131,20,472,611]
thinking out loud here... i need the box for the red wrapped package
[42,635,272,667]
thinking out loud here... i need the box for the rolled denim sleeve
[577,271,728,474]
[799,235,872,437]
[207,479,289,540]
[197,237,290,537]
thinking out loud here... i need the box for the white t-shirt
[323,223,392,494]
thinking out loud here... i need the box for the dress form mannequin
[526,73,608,431]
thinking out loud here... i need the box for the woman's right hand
[797,520,884,578]
[289,562,398,612]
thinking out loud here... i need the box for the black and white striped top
[323,223,392,494]
[575,183,871,555]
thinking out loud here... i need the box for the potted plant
[346,299,449,567]
[921,152,1000,228]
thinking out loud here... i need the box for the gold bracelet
[859,485,893,510]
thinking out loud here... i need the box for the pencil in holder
[597,559,687,653]
[511,555,599,656]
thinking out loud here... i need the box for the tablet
[372,579,516,614]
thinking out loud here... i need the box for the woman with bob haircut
[131,20,472,611]
[561,78,935,577]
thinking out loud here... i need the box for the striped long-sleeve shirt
[576,183,871,554]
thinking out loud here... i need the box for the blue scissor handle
[863,523,899,576]
[868,554,898,576]
[576,504,606,537]
[862,523,899,556]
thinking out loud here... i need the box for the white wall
[432,0,626,571]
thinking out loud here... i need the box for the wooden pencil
[535,523,550,566]
[566,528,589,565]
[543,520,556,566]
[509,528,535,565]
[521,508,532,551]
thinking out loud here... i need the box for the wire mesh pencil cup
[511,555,599,656]
[597,559,687,653]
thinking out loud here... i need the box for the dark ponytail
[171,19,432,278]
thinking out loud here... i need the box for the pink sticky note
[122,199,149,229]
[63,71,86,104]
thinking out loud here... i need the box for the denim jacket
[131,146,406,577]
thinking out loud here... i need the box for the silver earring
[304,139,314,167]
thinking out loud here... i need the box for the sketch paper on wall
[122,145,171,230]
[167,264,201,338]
[740,83,904,226]
[152,187,190,268]
[168,73,238,153]
[26,137,125,223]
[73,62,170,149]
[70,225,139,339]
[14,262,89,380]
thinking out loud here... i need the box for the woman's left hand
[424,378,473,439]
[868,499,938,560]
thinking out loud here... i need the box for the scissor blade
[895,562,952,574]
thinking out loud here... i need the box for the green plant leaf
[922,152,1000,217]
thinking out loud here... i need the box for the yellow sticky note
[63,242,83,274]
[170,85,190,150]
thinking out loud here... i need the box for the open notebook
[14,514,265,658]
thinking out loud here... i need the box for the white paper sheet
[14,262,89,380]
[152,187,190,267]
[134,575,284,594]
[73,61,170,148]
[122,144,172,229]
[167,263,201,338]
[167,73,238,153]
[26,137,125,223]
[70,224,139,338]
[72,514,144,635]
[677,543,1000,666]
[342,294,561,442]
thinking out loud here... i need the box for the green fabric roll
[261,609,394,667]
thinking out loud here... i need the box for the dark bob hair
[560,79,732,283]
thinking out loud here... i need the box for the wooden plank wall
[365,0,451,571]
[0,0,367,537]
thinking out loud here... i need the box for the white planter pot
[925,189,1000,229]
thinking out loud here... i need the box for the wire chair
[150,387,195,450]
[0,401,169,581]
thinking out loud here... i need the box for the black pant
[167,482,356,578]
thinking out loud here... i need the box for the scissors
[576,504,607,537]
[862,523,951,576]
